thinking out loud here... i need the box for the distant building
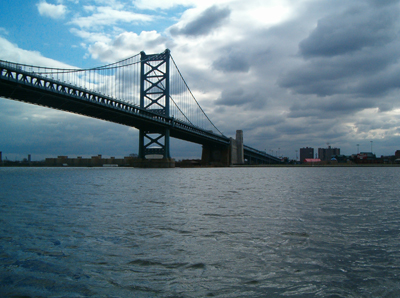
[395,150,400,158]
[0,151,2,163]
[357,152,376,160]
[354,152,380,164]
[300,147,314,162]
[45,155,136,167]
[318,146,340,161]
[304,158,321,164]
[334,155,349,163]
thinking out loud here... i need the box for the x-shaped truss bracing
[139,49,171,159]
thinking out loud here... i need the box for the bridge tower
[137,49,175,167]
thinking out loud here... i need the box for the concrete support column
[230,137,238,165]
[229,130,244,165]
[236,130,244,164]
[201,145,230,166]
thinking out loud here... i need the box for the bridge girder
[0,65,230,147]
[0,54,280,166]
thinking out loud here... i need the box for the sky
[1,0,400,161]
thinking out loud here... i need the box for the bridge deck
[1,62,280,164]
[0,64,230,147]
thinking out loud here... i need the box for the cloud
[69,6,153,29]
[0,99,137,160]
[278,0,400,102]
[87,31,169,62]
[212,49,250,73]
[0,37,138,159]
[215,88,266,110]
[287,95,377,119]
[4,0,400,159]
[0,27,9,35]
[170,5,231,36]
[133,0,227,10]
[280,41,400,97]
[0,37,73,67]
[299,3,399,58]
[69,28,112,45]
[37,1,68,19]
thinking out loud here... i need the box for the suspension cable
[170,96,195,126]
[1,51,224,136]
[170,55,224,136]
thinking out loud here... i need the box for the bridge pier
[230,130,244,165]
[201,130,244,166]
[0,51,279,167]
[201,144,230,166]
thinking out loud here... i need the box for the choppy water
[1,167,400,297]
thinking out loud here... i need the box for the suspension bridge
[0,49,280,167]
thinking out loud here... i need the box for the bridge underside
[0,79,226,147]
[201,144,230,166]
[244,152,280,165]
[0,75,280,166]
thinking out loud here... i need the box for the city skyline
[1,0,400,160]
[0,140,393,163]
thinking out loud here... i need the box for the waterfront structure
[229,130,244,165]
[44,155,136,167]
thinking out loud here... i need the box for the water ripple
[1,167,400,297]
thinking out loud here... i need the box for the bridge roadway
[0,62,280,164]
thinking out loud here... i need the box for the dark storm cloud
[280,45,400,97]
[215,87,265,109]
[354,66,400,97]
[170,6,231,36]
[278,1,400,100]
[287,96,376,119]
[212,50,250,72]
[369,0,400,7]
[299,4,399,58]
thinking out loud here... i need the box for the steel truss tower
[139,49,171,160]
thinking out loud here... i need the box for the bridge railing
[0,61,230,145]
[244,145,281,162]
[0,52,225,138]
[0,56,142,106]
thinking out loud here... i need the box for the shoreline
[1,163,400,168]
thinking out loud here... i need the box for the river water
[0,167,399,297]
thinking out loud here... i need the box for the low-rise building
[45,155,136,167]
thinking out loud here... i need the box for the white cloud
[91,0,124,10]
[69,6,153,29]
[70,28,112,44]
[37,1,68,19]
[133,0,199,10]
[0,27,9,35]
[87,31,168,62]
[0,36,73,68]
